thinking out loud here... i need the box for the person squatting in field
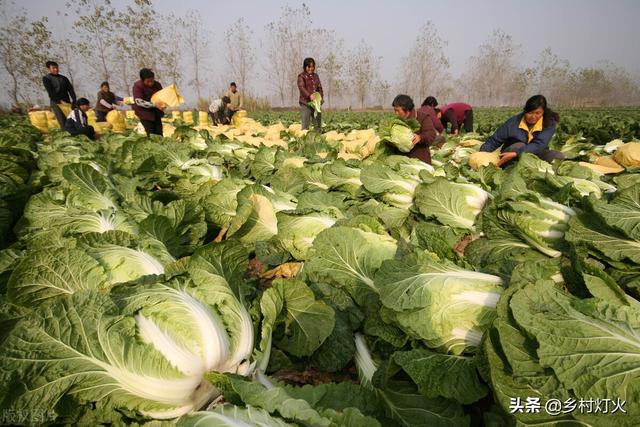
[132,68,165,137]
[391,94,441,165]
[479,94,565,167]
[64,97,95,140]
[209,96,232,125]
[95,81,124,122]
[297,57,323,132]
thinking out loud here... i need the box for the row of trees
[1,0,639,109]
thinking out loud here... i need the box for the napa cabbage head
[308,91,322,113]
[379,117,419,153]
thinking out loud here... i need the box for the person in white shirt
[209,96,231,125]
[64,98,95,139]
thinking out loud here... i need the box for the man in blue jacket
[479,95,564,167]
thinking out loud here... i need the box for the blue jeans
[96,110,108,122]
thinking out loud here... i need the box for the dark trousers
[504,142,565,164]
[50,102,66,127]
[210,108,231,125]
[96,110,108,122]
[463,109,473,132]
[140,118,163,136]
[300,105,321,132]
[65,125,95,140]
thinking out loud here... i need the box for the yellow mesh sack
[58,103,72,116]
[198,111,209,125]
[28,111,48,133]
[612,142,640,167]
[106,110,126,132]
[183,111,194,124]
[93,122,112,133]
[150,83,184,107]
[231,110,248,127]
[46,111,60,129]
[469,148,501,170]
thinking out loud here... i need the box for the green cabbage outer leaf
[375,251,503,354]
[0,291,212,420]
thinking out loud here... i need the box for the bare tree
[264,3,318,106]
[347,40,380,109]
[55,11,79,91]
[374,79,391,108]
[180,10,211,102]
[600,62,640,106]
[67,0,117,82]
[161,12,184,88]
[224,17,253,94]
[525,48,572,106]
[460,30,522,106]
[0,8,25,106]
[118,0,162,75]
[320,50,343,109]
[397,22,450,103]
[311,31,344,109]
[0,3,54,106]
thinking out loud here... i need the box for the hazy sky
[5,0,640,103]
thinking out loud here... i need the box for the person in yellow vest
[479,95,564,167]
[224,82,243,117]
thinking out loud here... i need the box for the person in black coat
[42,61,76,127]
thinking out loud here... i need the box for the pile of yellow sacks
[28,103,72,133]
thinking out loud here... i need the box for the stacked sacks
[231,110,248,127]
[198,111,209,126]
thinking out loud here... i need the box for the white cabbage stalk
[449,327,484,350]
[136,289,231,375]
[354,333,377,388]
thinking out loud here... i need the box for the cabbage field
[1,108,640,426]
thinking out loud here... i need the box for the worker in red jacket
[132,68,165,136]
[438,102,473,135]
[391,94,438,164]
